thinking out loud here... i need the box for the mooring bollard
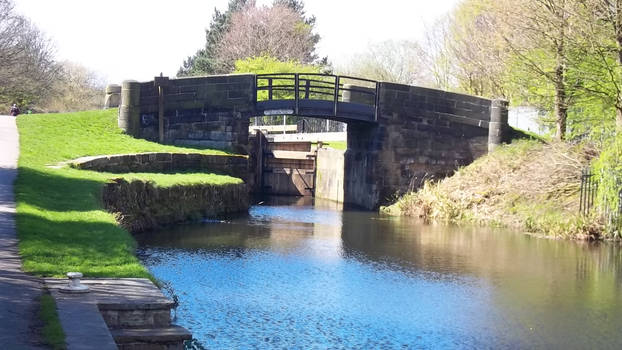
[59,272,90,294]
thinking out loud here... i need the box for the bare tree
[340,40,432,86]
[40,61,105,112]
[0,0,57,109]
[444,1,511,99]
[215,1,319,72]
[419,17,457,91]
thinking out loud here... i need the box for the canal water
[135,197,622,349]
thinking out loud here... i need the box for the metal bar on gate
[374,82,380,122]
[268,78,273,100]
[304,79,310,99]
[333,76,340,117]
[294,74,299,114]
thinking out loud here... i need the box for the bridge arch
[119,73,508,209]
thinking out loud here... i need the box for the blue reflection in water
[138,199,525,349]
[137,197,622,349]
[248,204,343,226]
[142,248,508,349]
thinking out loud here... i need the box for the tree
[571,0,622,129]
[177,0,248,76]
[214,1,319,73]
[40,61,105,112]
[444,0,510,98]
[341,40,431,86]
[418,17,456,91]
[179,0,320,76]
[0,0,57,109]
[448,0,578,140]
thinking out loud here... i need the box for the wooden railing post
[154,74,169,144]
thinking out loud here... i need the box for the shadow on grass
[16,210,149,278]
[16,166,103,212]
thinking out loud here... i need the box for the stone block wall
[103,179,249,233]
[345,82,501,209]
[315,148,345,203]
[119,75,255,153]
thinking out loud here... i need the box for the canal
[135,197,622,349]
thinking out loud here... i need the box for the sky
[13,0,461,84]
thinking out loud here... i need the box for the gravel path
[0,115,46,349]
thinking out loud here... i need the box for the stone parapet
[119,74,255,153]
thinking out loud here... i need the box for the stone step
[111,326,192,350]
[99,307,172,329]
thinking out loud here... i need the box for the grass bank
[16,109,240,277]
[382,139,603,239]
[39,292,65,350]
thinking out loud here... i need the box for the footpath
[0,115,45,349]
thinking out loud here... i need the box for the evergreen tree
[177,0,248,76]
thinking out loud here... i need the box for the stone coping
[45,278,191,349]
[68,152,249,180]
[46,278,175,309]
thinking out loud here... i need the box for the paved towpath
[0,115,45,349]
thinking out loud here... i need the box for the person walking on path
[9,104,20,117]
[0,115,45,349]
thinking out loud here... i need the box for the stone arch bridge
[118,73,509,209]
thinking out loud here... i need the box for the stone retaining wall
[71,153,248,181]
[103,179,249,233]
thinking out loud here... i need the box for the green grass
[39,293,65,350]
[382,140,600,239]
[316,141,347,150]
[16,109,240,277]
[116,172,243,187]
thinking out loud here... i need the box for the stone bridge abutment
[118,74,508,209]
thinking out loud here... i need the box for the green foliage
[39,293,65,350]
[234,55,321,75]
[15,109,237,277]
[235,55,323,103]
[592,134,622,236]
[319,141,346,150]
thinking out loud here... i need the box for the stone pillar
[119,80,141,136]
[488,99,509,152]
[103,84,121,109]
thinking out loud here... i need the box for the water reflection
[136,197,622,349]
